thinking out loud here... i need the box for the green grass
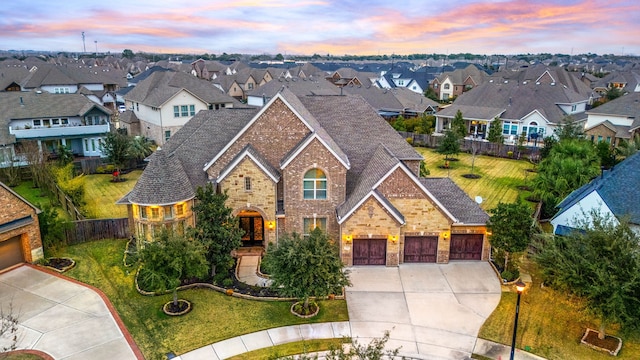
[226,338,348,360]
[0,354,46,360]
[81,170,141,218]
[417,147,535,210]
[54,239,349,360]
[12,181,55,209]
[479,260,640,359]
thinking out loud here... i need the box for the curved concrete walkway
[0,265,142,359]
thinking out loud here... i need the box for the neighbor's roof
[555,151,640,225]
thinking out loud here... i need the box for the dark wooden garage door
[0,236,24,270]
[450,234,483,260]
[404,236,438,263]
[353,239,386,265]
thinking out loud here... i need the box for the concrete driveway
[346,262,501,360]
[0,265,140,359]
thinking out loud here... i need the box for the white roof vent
[550,82,555,86]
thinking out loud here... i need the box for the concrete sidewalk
[0,265,141,360]
[178,322,351,359]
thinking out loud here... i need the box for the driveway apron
[0,265,139,360]
[346,262,501,360]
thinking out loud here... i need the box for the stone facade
[130,200,195,241]
[0,184,43,267]
[341,197,402,266]
[220,157,277,245]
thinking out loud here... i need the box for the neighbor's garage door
[450,234,483,260]
[0,236,24,270]
[353,239,386,265]
[404,236,438,263]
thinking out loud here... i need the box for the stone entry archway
[238,210,264,247]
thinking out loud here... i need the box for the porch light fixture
[267,221,275,230]
[344,235,352,244]
[389,235,398,244]
[442,231,450,240]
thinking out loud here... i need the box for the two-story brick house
[118,89,489,266]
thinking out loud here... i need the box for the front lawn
[479,260,640,359]
[417,147,534,210]
[54,239,349,359]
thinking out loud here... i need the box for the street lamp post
[510,280,526,360]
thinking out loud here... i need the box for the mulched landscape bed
[517,185,532,191]
[43,257,75,272]
[581,328,622,355]
[163,299,192,316]
[462,174,482,179]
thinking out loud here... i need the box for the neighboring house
[123,69,239,145]
[341,84,437,119]
[0,181,43,271]
[435,80,590,141]
[584,92,640,146]
[118,89,489,266]
[551,151,640,234]
[246,76,340,107]
[430,65,489,101]
[326,68,375,87]
[592,70,640,97]
[19,63,126,109]
[0,91,112,160]
[378,68,431,95]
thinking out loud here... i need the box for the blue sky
[2,0,639,55]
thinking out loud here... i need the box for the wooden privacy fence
[398,131,541,160]
[64,218,131,245]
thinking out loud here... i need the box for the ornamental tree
[138,231,208,307]
[262,228,351,315]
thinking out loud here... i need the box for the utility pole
[94,40,98,55]
[82,32,86,53]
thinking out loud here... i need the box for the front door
[239,216,263,246]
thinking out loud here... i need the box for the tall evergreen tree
[487,117,504,144]
[437,130,460,161]
[451,110,467,138]
[188,184,243,277]
[487,201,533,271]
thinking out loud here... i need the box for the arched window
[303,169,327,200]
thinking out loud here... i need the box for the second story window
[181,105,189,117]
[244,177,252,191]
[173,106,180,117]
[189,105,196,116]
[303,169,327,200]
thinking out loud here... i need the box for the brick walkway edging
[24,264,145,360]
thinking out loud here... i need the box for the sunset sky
[2,0,639,56]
